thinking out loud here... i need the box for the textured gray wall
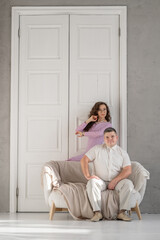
[0,0,159,212]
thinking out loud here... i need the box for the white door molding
[10,6,127,213]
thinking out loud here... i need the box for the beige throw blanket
[42,161,119,220]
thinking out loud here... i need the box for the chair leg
[55,208,68,212]
[55,208,62,212]
[62,208,68,212]
[131,201,142,220]
[49,202,56,220]
[128,210,132,216]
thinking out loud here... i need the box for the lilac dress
[67,121,112,161]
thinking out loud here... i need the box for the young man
[80,127,133,222]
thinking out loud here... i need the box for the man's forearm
[80,156,91,179]
[112,168,131,184]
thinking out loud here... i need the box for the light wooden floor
[0,212,160,240]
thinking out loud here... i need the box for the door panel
[69,15,120,158]
[18,15,69,211]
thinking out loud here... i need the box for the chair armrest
[41,163,62,205]
[42,163,62,188]
[42,171,53,206]
[128,161,150,192]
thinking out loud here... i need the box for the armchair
[42,161,149,220]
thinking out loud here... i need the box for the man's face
[104,131,118,148]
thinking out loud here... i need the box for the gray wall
[0,0,159,213]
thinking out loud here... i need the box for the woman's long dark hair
[83,102,111,132]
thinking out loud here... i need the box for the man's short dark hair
[104,127,117,135]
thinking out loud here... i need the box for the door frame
[10,6,127,213]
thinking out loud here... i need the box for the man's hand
[86,175,100,180]
[107,179,118,190]
[108,166,132,190]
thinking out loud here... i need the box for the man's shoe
[91,212,103,222]
[117,212,132,221]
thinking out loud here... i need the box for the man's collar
[104,144,117,151]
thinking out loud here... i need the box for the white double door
[18,14,120,211]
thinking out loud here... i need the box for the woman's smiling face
[97,104,107,118]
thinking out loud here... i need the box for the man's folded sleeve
[85,145,97,162]
[122,151,131,168]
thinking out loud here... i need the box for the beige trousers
[86,178,134,212]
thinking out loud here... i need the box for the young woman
[67,102,112,161]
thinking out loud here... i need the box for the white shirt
[85,143,131,181]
